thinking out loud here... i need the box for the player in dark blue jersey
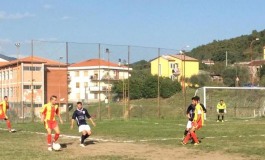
[71,102,96,147]
[183,103,195,139]
[183,96,206,140]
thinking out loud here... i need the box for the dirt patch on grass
[57,138,256,160]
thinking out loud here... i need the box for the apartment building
[68,59,131,102]
[0,56,67,118]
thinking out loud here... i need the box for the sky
[0,0,265,62]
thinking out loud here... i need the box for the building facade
[0,56,67,118]
[68,59,131,103]
[150,54,199,81]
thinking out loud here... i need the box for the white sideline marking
[1,127,265,143]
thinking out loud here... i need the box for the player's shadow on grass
[84,140,99,145]
[60,142,74,148]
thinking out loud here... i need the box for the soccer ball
[52,143,61,151]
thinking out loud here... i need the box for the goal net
[195,86,265,119]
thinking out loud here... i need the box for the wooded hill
[187,29,265,64]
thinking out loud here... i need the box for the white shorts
[186,120,192,129]
[78,125,91,133]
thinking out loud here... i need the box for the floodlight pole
[106,48,111,119]
[15,42,20,123]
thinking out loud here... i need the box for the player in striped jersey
[0,96,15,132]
[182,96,204,145]
[40,95,63,151]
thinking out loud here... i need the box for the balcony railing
[89,86,110,92]
[90,75,120,81]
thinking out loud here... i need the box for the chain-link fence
[2,40,191,123]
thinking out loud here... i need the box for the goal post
[195,86,265,120]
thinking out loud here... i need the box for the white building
[68,59,132,102]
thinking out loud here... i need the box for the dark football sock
[184,130,188,136]
[81,135,86,144]
[84,133,90,139]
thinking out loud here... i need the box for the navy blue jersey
[72,108,91,126]
[186,104,195,121]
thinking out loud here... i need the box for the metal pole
[106,48,111,119]
[31,40,34,122]
[65,42,69,122]
[157,48,160,118]
[226,51,228,67]
[98,44,101,121]
[123,60,125,119]
[15,43,20,123]
[127,46,130,119]
[184,52,187,114]
[58,57,63,119]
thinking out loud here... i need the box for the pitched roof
[150,54,198,62]
[0,56,66,67]
[170,54,198,61]
[70,59,121,67]
[160,55,176,61]
[248,60,265,66]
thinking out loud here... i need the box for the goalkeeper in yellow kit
[216,100,227,122]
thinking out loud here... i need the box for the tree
[160,78,181,98]
[142,75,158,98]
[189,74,210,87]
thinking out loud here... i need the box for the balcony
[172,69,180,76]
[89,86,110,92]
[90,75,120,81]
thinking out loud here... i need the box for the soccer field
[0,117,264,160]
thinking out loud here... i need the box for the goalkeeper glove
[216,109,219,113]
[224,109,227,113]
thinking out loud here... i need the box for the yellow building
[150,54,199,81]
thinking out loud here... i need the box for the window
[34,85,41,89]
[170,75,177,81]
[94,93,98,99]
[84,71,88,76]
[24,85,31,89]
[76,82,80,88]
[34,104,42,107]
[6,71,9,79]
[75,71,79,77]
[170,63,175,69]
[23,66,41,71]
[23,85,41,89]
[3,71,5,80]
[9,70,13,79]
[10,88,13,97]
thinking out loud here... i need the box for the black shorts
[218,109,224,113]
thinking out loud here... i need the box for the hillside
[0,54,16,61]
[187,29,265,64]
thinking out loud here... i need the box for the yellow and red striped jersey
[0,100,9,118]
[40,102,59,121]
[193,103,204,125]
